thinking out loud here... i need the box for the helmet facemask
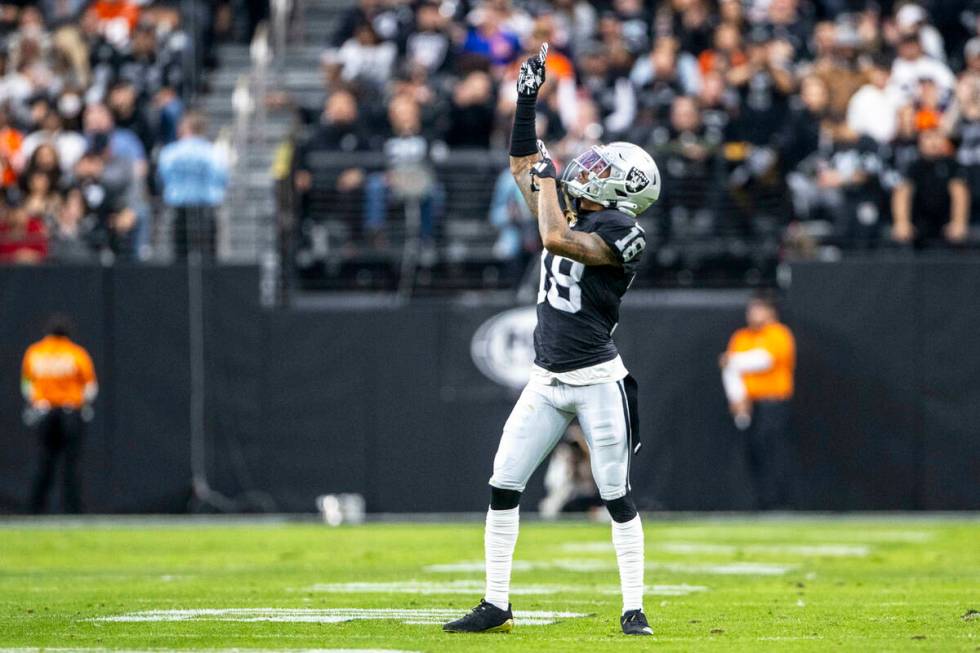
[560,146,615,209]
[559,144,654,218]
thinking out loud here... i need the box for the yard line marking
[562,542,870,557]
[423,560,794,575]
[659,543,869,557]
[303,581,708,596]
[305,580,565,595]
[90,608,589,626]
[648,561,795,575]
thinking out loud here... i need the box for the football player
[444,44,661,637]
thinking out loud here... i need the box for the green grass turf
[0,517,977,651]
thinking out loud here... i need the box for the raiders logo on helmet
[625,167,650,193]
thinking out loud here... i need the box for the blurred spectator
[86,0,139,47]
[47,186,93,262]
[812,25,868,120]
[293,89,371,239]
[727,29,795,146]
[550,0,597,53]
[403,1,453,75]
[489,167,536,285]
[364,94,443,247]
[847,55,902,145]
[779,76,828,175]
[22,314,97,514]
[0,104,24,189]
[107,81,153,156]
[890,30,955,105]
[698,21,746,76]
[21,105,86,175]
[651,95,719,238]
[73,141,138,259]
[895,3,946,63]
[764,0,810,57]
[83,102,146,176]
[157,111,228,260]
[697,70,736,142]
[613,0,651,54]
[0,203,47,263]
[632,36,700,126]
[324,20,397,92]
[577,41,636,140]
[23,143,62,185]
[954,40,980,221]
[330,0,406,49]
[114,22,184,115]
[21,167,62,224]
[447,70,496,148]
[720,293,797,510]
[891,128,970,247]
[462,5,521,69]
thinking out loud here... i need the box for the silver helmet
[560,142,661,218]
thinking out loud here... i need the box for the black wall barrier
[1,262,977,513]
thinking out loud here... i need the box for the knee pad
[604,493,637,523]
[489,485,522,510]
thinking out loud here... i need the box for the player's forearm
[536,178,568,248]
[535,179,615,266]
[509,154,540,218]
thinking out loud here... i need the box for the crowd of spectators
[290,0,980,279]
[0,0,237,265]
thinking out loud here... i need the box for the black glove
[529,139,557,192]
[516,43,549,99]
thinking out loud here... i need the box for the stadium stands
[1,1,978,293]
[281,0,980,291]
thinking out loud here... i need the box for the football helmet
[560,142,661,218]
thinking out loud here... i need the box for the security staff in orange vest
[21,315,98,513]
[719,293,796,509]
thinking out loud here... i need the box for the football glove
[516,42,549,98]
[529,139,557,192]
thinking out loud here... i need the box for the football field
[1,517,977,652]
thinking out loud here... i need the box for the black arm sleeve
[509,96,538,158]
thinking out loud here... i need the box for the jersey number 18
[538,253,585,314]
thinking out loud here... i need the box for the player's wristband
[509,96,538,158]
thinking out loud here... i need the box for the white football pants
[489,379,633,501]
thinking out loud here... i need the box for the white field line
[303,580,707,596]
[562,541,870,557]
[89,608,589,626]
[423,560,794,575]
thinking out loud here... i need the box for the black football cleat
[621,609,653,635]
[443,599,514,633]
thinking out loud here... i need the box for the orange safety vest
[22,336,97,409]
[727,322,796,401]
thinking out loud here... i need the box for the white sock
[484,506,519,610]
[611,514,644,613]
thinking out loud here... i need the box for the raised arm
[509,153,541,218]
[508,44,549,218]
[531,155,619,267]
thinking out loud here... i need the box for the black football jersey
[533,209,646,373]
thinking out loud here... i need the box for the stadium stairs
[200,1,353,264]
